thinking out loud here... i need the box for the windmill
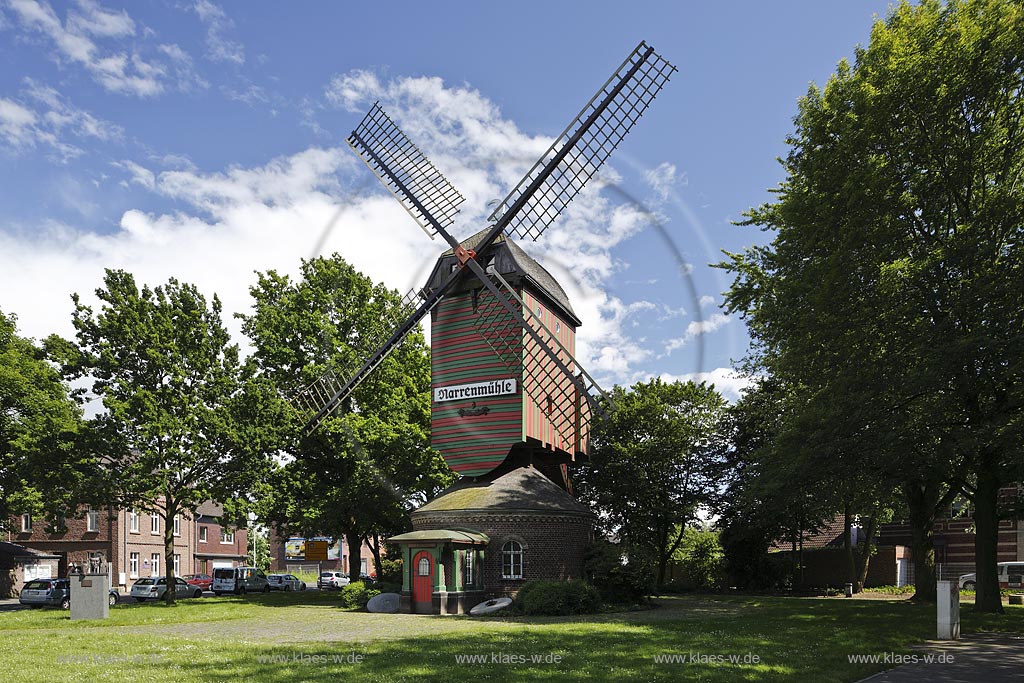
[293,41,676,612]
[296,38,675,464]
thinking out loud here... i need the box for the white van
[212,566,271,595]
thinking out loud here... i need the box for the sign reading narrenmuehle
[434,378,517,403]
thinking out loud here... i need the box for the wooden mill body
[425,230,590,479]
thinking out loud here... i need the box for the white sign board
[434,379,517,403]
[24,563,52,581]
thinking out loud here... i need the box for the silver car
[267,574,306,591]
[958,562,1024,590]
[130,576,202,602]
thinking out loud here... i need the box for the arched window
[501,540,523,579]
[417,556,430,576]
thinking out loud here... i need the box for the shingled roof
[413,466,592,517]
[423,228,580,327]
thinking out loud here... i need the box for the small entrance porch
[388,529,489,615]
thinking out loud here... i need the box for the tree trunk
[364,531,383,580]
[163,501,177,605]
[972,461,1004,613]
[346,531,362,584]
[906,484,938,603]
[855,515,879,592]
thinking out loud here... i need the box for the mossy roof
[414,466,592,516]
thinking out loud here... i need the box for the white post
[937,580,960,640]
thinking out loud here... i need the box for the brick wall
[413,511,594,598]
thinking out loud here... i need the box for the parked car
[211,566,270,596]
[959,562,1024,590]
[20,578,120,609]
[182,573,213,591]
[130,576,203,602]
[317,571,350,590]
[267,574,306,591]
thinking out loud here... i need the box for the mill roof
[413,466,592,517]
[425,228,581,327]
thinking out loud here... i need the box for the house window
[417,556,430,576]
[129,552,139,578]
[87,508,99,532]
[21,514,32,533]
[199,526,208,543]
[151,513,160,535]
[151,553,160,577]
[173,554,180,575]
[129,510,139,533]
[501,541,523,579]
[53,513,66,531]
[463,550,475,586]
[173,515,181,536]
[220,529,234,544]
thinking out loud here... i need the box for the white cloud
[0,83,121,161]
[658,367,754,403]
[643,161,685,200]
[699,294,717,308]
[664,312,733,354]
[192,0,244,65]
[0,71,693,398]
[5,0,195,96]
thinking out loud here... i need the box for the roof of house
[0,541,60,560]
[413,466,592,517]
[769,516,849,552]
[424,228,580,326]
[195,501,224,518]
[388,529,490,545]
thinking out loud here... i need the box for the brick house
[0,541,61,598]
[8,501,247,590]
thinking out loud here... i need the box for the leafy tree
[576,379,729,589]
[56,270,275,603]
[720,0,1024,609]
[240,255,453,582]
[0,309,93,524]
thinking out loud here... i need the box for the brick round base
[412,510,594,599]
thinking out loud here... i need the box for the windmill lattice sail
[347,102,465,238]
[487,41,677,241]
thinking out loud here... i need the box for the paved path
[858,633,1024,682]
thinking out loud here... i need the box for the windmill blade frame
[487,40,676,241]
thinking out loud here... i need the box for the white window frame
[501,540,524,580]
[87,508,99,532]
[173,554,180,575]
[151,553,160,577]
[129,510,139,533]
[463,549,475,586]
[220,528,234,544]
[21,514,32,533]
[129,552,139,578]
[173,515,180,537]
[199,526,208,543]
[151,512,160,535]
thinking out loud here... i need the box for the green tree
[240,255,452,583]
[57,270,275,603]
[720,0,1024,609]
[577,379,729,589]
[0,309,92,524]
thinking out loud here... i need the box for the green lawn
[1,592,1021,682]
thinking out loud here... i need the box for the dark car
[183,573,213,591]
[20,578,120,609]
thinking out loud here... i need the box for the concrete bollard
[936,580,959,640]
[70,573,110,620]
[845,583,853,598]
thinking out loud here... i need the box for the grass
[1,592,1021,682]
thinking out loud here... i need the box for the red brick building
[8,500,247,590]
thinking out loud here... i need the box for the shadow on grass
[158,598,1024,683]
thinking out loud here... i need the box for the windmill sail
[348,103,465,238]
[487,41,676,241]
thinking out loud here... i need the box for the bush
[338,581,380,609]
[583,540,653,604]
[380,558,403,585]
[669,527,726,591]
[515,580,600,616]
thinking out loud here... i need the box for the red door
[412,551,434,614]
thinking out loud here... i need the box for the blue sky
[0,1,899,401]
